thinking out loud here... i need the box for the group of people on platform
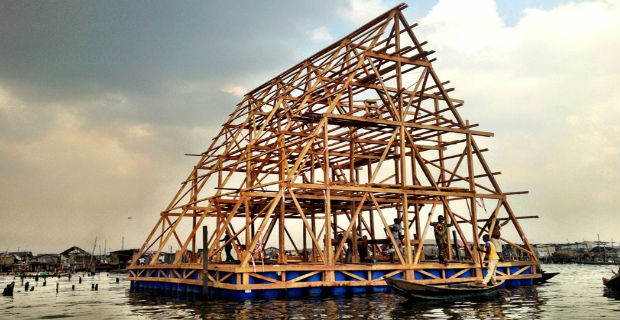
[336,215,503,262]
[334,214,506,286]
[218,214,508,285]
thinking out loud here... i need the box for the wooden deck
[128,260,539,292]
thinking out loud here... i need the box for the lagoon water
[1,264,619,319]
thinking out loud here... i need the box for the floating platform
[128,3,542,301]
[128,261,538,299]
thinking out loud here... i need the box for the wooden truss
[129,3,537,281]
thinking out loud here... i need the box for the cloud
[221,85,248,97]
[339,0,390,25]
[417,0,620,242]
[0,84,221,252]
[0,85,23,111]
[310,26,334,42]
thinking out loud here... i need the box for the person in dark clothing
[430,215,453,264]
[357,235,369,262]
[221,234,234,262]
[340,233,355,263]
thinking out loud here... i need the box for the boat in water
[534,271,560,284]
[385,277,504,300]
[603,270,620,290]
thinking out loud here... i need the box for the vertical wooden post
[311,208,317,263]
[452,230,460,260]
[278,117,287,264]
[435,98,451,261]
[302,218,307,262]
[323,118,334,281]
[466,120,481,277]
[191,168,198,261]
[396,15,412,270]
[202,226,209,300]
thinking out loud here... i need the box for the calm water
[1,264,619,319]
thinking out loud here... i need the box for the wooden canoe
[603,273,620,290]
[534,271,559,284]
[385,277,504,300]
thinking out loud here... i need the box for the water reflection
[388,287,547,320]
[125,288,548,320]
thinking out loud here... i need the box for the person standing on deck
[481,234,499,285]
[357,235,369,262]
[430,215,452,264]
[221,234,234,262]
[386,218,403,262]
[389,218,403,245]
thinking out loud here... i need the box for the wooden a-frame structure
[128,3,539,290]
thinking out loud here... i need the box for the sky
[0,0,618,254]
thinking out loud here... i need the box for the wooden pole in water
[202,226,209,300]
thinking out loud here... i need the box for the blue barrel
[496,266,506,278]
[163,282,173,292]
[220,288,234,298]
[257,289,279,299]
[329,272,347,295]
[416,269,440,280]
[256,272,279,283]
[370,271,387,293]
[303,273,323,296]
[520,267,533,286]
[285,272,303,298]
[187,284,202,295]
[347,271,367,294]
[445,268,473,279]
[232,289,256,300]
[208,286,220,297]
[189,270,199,280]
[256,272,280,299]
[507,266,521,288]
[507,279,521,288]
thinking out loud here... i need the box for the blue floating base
[507,279,521,288]
[348,286,367,294]
[257,289,279,299]
[520,279,533,286]
[303,272,323,296]
[370,285,388,293]
[130,263,536,300]
[346,271,366,294]
[329,287,347,295]
[285,288,303,298]
[304,287,323,296]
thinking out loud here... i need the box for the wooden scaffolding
[128,3,539,291]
